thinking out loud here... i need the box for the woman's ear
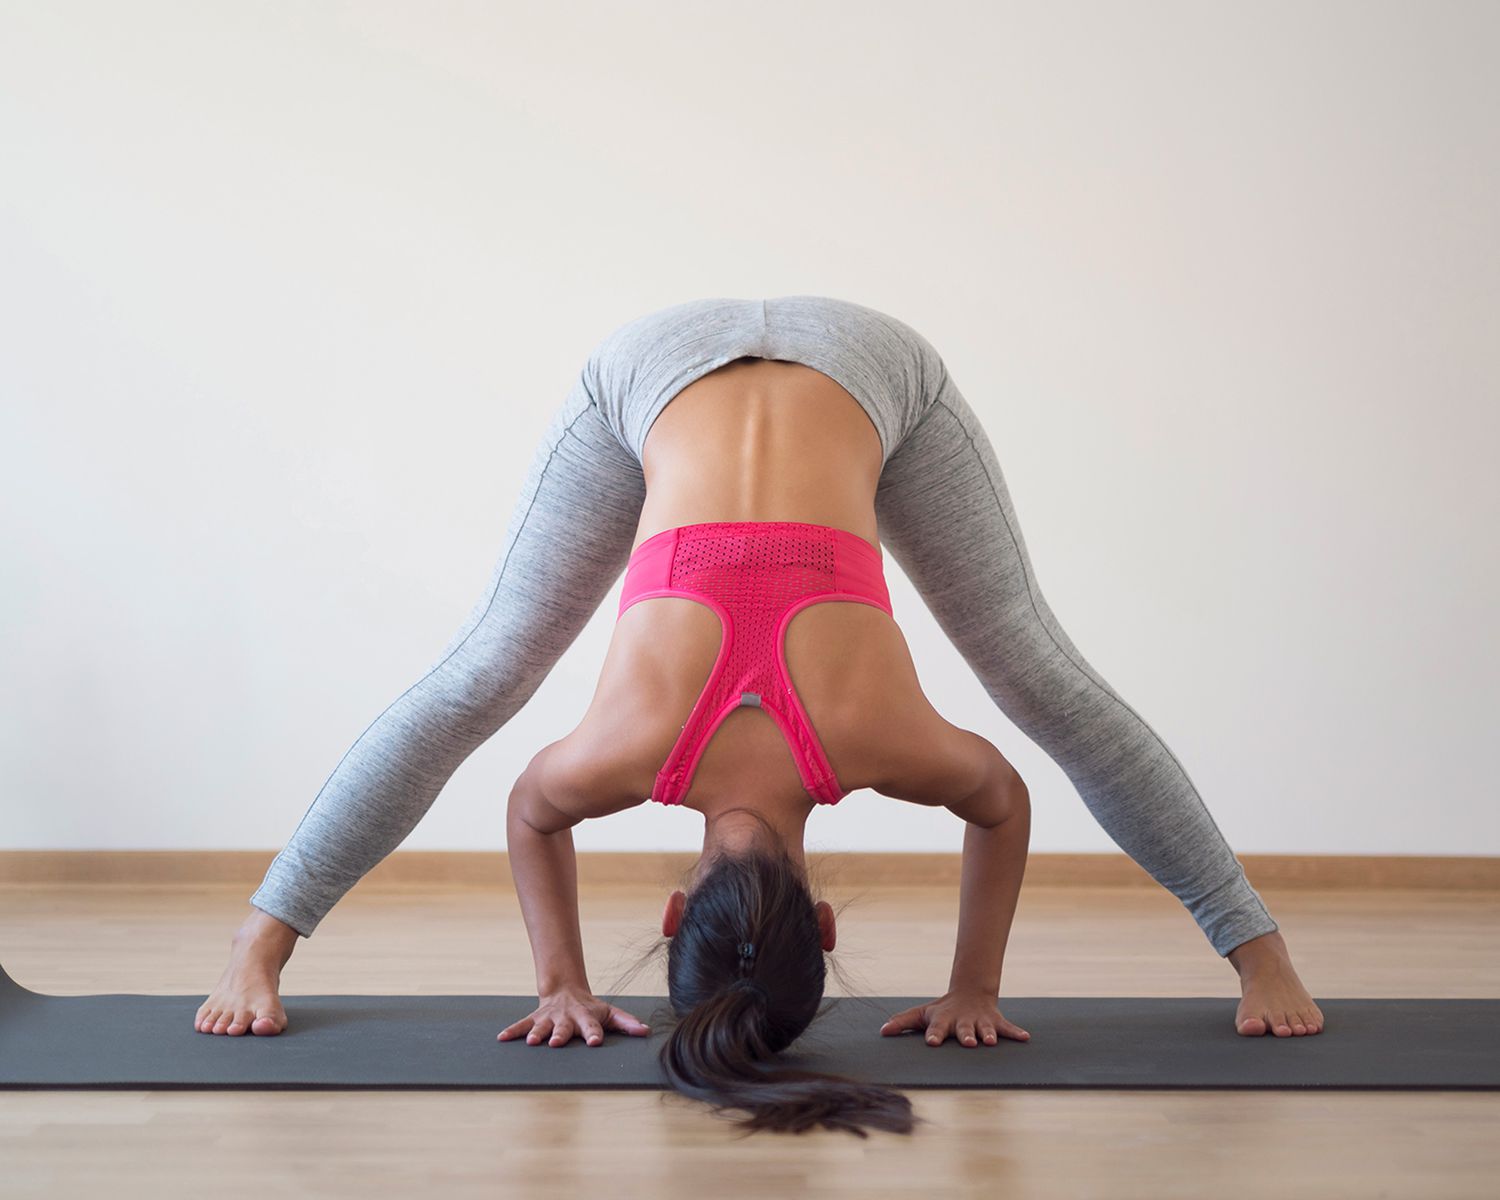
[815,899,836,952]
[661,889,687,938]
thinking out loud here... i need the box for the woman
[195,296,1324,1134]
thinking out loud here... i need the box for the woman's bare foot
[194,906,299,1036]
[1227,929,1325,1037]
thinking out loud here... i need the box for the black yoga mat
[2,963,1495,1089]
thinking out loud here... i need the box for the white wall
[3,1,1495,857]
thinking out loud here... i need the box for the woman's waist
[619,519,889,614]
[632,518,880,558]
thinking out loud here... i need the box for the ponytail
[656,839,917,1137]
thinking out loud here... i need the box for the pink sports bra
[616,520,893,806]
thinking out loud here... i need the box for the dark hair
[647,818,917,1137]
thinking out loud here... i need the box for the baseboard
[0,850,1495,890]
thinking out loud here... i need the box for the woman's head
[651,812,917,1137]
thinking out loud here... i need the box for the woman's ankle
[1227,929,1291,977]
[234,906,301,954]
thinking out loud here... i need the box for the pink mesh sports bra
[616,520,894,806]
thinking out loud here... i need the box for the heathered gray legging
[250,295,1278,957]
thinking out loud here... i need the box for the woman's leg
[873,366,1278,958]
[249,368,646,937]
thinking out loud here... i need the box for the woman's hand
[497,986,652,1048]
[879,988,1031,1047]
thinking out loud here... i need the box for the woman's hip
[582,294,948,470]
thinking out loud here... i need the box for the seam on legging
[260,398,599,881]
[932,394,1262,917]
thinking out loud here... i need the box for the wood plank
[1,849,1496,889]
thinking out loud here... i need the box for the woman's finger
[956,1021,978,1047]
[978,1022,998,1046]
[997,1016,1031,1041]
[925,1018,951,1046]
[580,1018,605,1047]
[606,1006,651,1036]
[549,1017,576,1046]
[526,1015,554,1045]
[497,1015,534,1041]
[880,1006,927,1036]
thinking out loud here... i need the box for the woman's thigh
[872,367,1109,713]
[423,369,647,708]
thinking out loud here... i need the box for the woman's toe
[251,1008,285,1036]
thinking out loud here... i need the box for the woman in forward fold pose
[196,295,1324,1136]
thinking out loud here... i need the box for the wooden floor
[2,878,1497,1200]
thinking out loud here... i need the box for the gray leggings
[250,295,1277,958]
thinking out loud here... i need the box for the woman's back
[634,356,883,554]
[554,357,967,818]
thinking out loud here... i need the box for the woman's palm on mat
[498,985,652,1047]
[881,988,1032,1047]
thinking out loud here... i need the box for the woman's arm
[497,747,653,1047]
[875,732,1035,1047]
[506,767,591,993]
[944,754,1031,996]
[505,739,650,991]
